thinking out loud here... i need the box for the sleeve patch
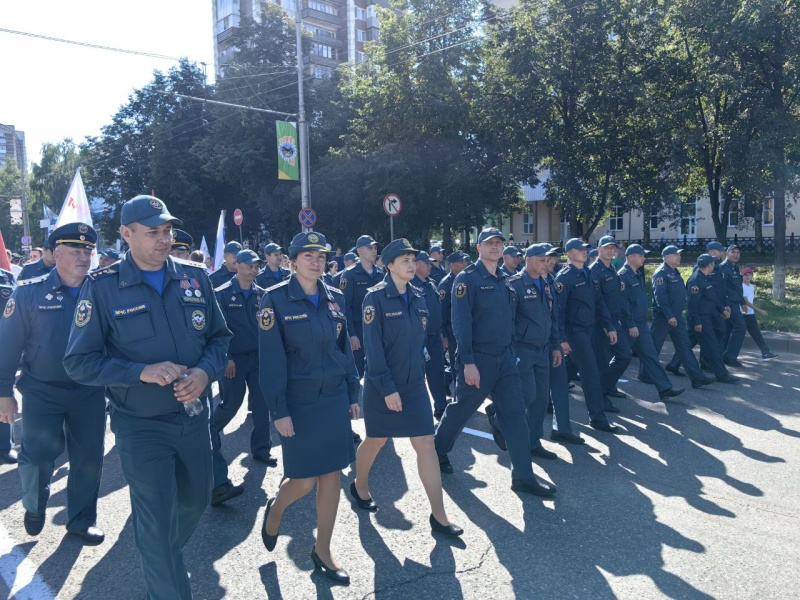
[438,289,446,301]
[555,281,564,293]
[363,305,376,324]
[655,277,664,286]
[3,298,15,319]
[339,277,348,290]
[258,307,275,330]
[454,282,467,299]
[75,299,92,327]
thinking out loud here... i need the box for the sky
[1,0,217,166]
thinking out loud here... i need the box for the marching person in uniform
[209,241,242,288]
[170,229,194,260]
[499,246,522,277]
[555,238,622,433]
[98,248,120,268]
[64,196,232,600]
[18,241,55,281]
[411,251,448,419]
[0,267,16,464]
[438,252,468,377]
[351,239,462,537]
[686,255,740,384]
[332,252,356,289]
[256,242,291,288]
[258,231,360,584]
[617,245,685,401]
[435,228,556,497]
[0,223,106,543]
[341,235,383,378]
[719,244,746,366]
[429,245,446,285]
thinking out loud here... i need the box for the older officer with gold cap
[64,195,232,600]
[0,222,107,544]
[170,229,194,260]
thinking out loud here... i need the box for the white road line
[463,427,494,441]
[0,521,54,600]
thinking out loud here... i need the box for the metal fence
[511,235,797,254]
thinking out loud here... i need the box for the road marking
[0,521,54,600]
[463,427,494,441]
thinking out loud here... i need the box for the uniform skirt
[363,378,435,438]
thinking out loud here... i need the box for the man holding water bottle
[65,195,232,600]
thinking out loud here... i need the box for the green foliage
[0,161,26,250]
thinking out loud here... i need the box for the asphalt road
[1,346,798,600]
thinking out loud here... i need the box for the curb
[748,331,800,355]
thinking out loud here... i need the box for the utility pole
[17,132,31,254]
[295,2,311,229]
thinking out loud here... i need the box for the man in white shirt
[740,267,778,360]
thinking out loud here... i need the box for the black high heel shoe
[311,547,350,584]
[429,514,464,537]
[261,498,278,551]
[349,481,377,512]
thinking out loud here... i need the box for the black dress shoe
[0,448,18,464]
[717,374,740,384]
[692,377,716,388]
[24,511,45,536]
[352,431,362,445]
[590,421,622,434]
[211,483,244,506]
[429,514,463,537]
[550,431,585,445]
[349,482,377,512]
[531,446,558,460]
[69,525,105,545]
[724,359,743,368]
[604,404,621,413]
[311,547,350,584]
[665,365,686,377]
[606,388,627,399]
[659,387,685,400]
[511,478,556,497]
[699,361,713,372]
[261,498,279,552]
[438,453,453,474]
[253,452,278,467]
[638,375,655,384]
[486,406,507,451]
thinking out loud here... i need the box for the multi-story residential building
[0,123,27,173]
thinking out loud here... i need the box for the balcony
[216,26,239,44]
[302,7,344,27]
[366,16,379,29]
[308,54,342,68]
[312,33,344,48]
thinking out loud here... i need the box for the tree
[0,161,26,251]
[27,139,81,245]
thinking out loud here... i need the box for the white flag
[213,211,226,272]
[55,168,98,267]
[200,236,211,260]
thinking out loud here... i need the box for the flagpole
[295,2,310,230]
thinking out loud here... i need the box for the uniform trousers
[565,327,610,425]
[0,421,10,452]
[593,321,632,396]
[631,321,672,393]
[435,347,534,482]
[548,357,574,434]
[516,345,551,449]
[444,331,457,393]
[351,321,366,378]
[213,351,271,457]
[723,307,746,361]
[16,376,105,531]
[667,313,725,369]
[425,334,447,411]
[649,313,705,381]
[696,316,729,378]
[110,405,213,600]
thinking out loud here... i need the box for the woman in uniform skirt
[351,238,462,537]
[258,231,361,584]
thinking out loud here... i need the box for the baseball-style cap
[477,228,505,243]
[697,254,715,267]
[288,231,331,259]
[172,229,193,250]
[740,267,754,275]
[429,245,443,254]
[565,238,590,252]
[236,249,262,265]
[263,242,282,255]
[223,241,243,255]
[343,252,357,262]
[356,235,379,249]
[588,248,599,259]
[598,235,618,247]
[415,251,433,263]
[727,243,740,251]
[48,222,97,249]
[524,244,548,257]
[503,246,523,257]
[120,195,183,228]
[625,244,650,256]
[662,245,683,257]
[446,251,468,263]
[706,241,725,252]
[381,238,419,264]
[99,248,120,260]
[545,246,564,257]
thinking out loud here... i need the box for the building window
[728,199,739,227]
[356,29,367,42]
[649,204,660,230]
[523,211,534,235]
[312,43,336,59]
[306,25,336,39]
[356,51,365,63]
[308,0,337,15]
[313,65,334,79]
[367,4,376,17]
[763,197,774,225]
[608,205,624,231]
[356,7,366,19]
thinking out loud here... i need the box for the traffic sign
[21,235,31,245]
[233,209,243,226]
[298,207,317,228]
[383,194,402,217]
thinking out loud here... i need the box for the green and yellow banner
[276,120,299,180]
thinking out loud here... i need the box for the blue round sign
[299,207,317,228]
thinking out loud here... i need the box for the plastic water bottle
[175,374,204,417]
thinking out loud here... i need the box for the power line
[154,90,297,117]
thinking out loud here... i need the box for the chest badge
[555,281,564,293]
[185,289,193,297]
[75,299,92,327]
[421,316,428,331]
[655,277,664,286]
[180,279,190,290]
[363,305,376,325]
[690,286,700,295]
[194,289,202,297]
[335,321,343,338]
[454,282,467,299]
[620,281,625,291]
[46,293,53,300]
[438,289,446,300]
[191,309,206,330]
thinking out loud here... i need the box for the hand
[607,331,618,345]
[758,308,768,316]
[442,336,448,350]
[349,403,361,420]
[668,318,678,328]
[721,311,729,319]
[628,327,639,338]
[225,359,236,379]
[385,392,402,412]
[0,397,18,425]
[350,336,361,351]
[140,361,188,386]
[561,341,572,355]
[551,350,562,368]
[694,324,702,332]
[173,368,210,403]
[274,416,295,437]
[463,364,480,388]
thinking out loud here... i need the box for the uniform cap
[288,231,331,259]
[429,245,443,253]
[223,241,243,254]
[48,222,97,249]
[565,238,591,252]
[263,242,282,255]
[697,253,715,267]
[99,248,120,260]
[598,235,618,247]
[545,246,564,257]
[661,245,683,257]
[477,228,505,243]
[381,238,419,264]
[120,195,183,227]
[503,246,523,257]
[524,244,548,257]
[356,235,379,249]
[171,229,193,249]
[343,252,357,262]
[727,243,740,251]
[706,241,725,251]
[446,251,468,263]
[625,244,650,256]
[415,251,433,263]
[588,248,599,258]
[236,249,262,265]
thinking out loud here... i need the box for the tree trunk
[642,211,651,247]
[442,208,453,256]
[772,177,786,301]
[754,197,764,254]
[462,225,471,255]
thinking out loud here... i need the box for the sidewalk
[748,330,800,355]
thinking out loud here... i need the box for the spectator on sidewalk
[740,267,779,360]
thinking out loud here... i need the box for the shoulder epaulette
[408,282,423,297]
[507,271,522,283]
[265,279,290,293]
[18,274,49,286]
[367,281,388,293]
[214,280,233,293]
[87,264,119,281]
[325,283,344,297]
[463,263,477,273]
[172,256,207,269]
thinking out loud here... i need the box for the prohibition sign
[299,207,317,228]
[383,194,402,217]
